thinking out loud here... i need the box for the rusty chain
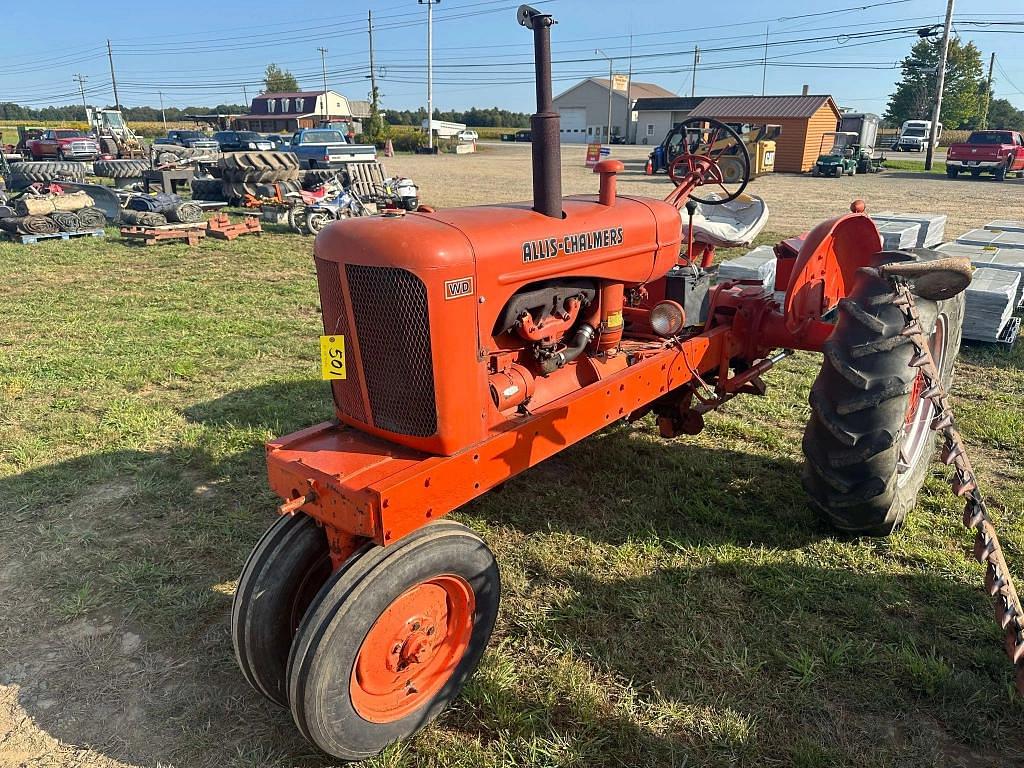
[877,270,1024,693]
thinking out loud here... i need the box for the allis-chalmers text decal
[522,226,624,263]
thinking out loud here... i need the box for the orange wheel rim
[350,574,475,723]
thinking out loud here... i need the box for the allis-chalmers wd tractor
[230,7,1023,762]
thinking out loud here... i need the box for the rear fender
[783,212,881,338]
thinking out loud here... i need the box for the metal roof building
[689,95,841,172]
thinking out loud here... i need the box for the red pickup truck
[946,129,1024,181]
[26,129,101,161]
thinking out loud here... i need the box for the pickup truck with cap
[283,128,377,168]
[946,130,1024,181]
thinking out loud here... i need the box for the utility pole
[106,40,121,111]
[318,47,329,123]
[242,84,248,105]
[924,0,954,171]
[761,26,769,96]
[419,0,441,150]
[596,49,613,144]
[626,33,633,144]
[159,90,166,127]
[980,51,996,129]
[368,10,380,125]
[691,45,700,98]
[73,73,88,120]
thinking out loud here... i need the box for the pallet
[347,161,386,200]
[120,225,206,246]
[6,228,105,245]
[998,316,1021,346]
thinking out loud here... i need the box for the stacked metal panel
[872,212,947,247]
[985,220,1024,234]
[956,228,1024,250]
[962,267,1021,343]
[875,221,921,250]
[717,245,777,290]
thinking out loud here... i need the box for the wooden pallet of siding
[7,228,105,244]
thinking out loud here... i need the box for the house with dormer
[234,90,371,134]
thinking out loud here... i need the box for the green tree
[884,37,986,128]
[985,98,1024,130]
[264,64,299,93]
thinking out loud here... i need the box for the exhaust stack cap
[518,4,554,29]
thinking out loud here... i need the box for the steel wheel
[231,513,333,706]
[666,117,750,204]
[287,520,500,762]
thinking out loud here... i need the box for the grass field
[1,153,1023,767]
[883,158,949,174]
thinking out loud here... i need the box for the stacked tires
[218,152,301,203]
[7,161,87,190]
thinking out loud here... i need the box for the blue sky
[2,0,1022,117]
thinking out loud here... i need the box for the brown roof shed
[689,95,841,172]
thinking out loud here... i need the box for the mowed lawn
[1,212,1023,767]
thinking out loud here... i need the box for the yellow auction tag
[320,335,347,380]
[605,310,623,329]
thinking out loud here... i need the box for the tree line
[885,37,1023,130]
[0,102,248,122]
[384,107,531,128]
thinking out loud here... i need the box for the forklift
[648,122,780,180]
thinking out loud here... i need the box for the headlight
[247,142,257,149]
[651,301,686,337]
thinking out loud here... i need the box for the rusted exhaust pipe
[518,5,561,219]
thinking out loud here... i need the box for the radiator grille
[345,264,437,437]
[314,257,367,423]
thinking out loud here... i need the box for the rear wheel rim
[898,314,946,483]
[350,574,475,723]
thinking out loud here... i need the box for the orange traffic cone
[384,138,394,157]
[644,158,653,175]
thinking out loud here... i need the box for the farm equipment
[87,108,145,159]
[229,5,1020,762]
[648,122,780,178]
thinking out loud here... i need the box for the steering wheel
[666,117,751,205]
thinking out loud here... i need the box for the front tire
[802,252,964,536]
[231,513,334,706]
[287,520,500,762]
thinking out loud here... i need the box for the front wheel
[802,252,965,536]
[946,167,959,178]
[287,520,500,762]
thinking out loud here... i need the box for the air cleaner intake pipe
[518,5,561,218]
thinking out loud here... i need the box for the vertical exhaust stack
[518,5,561,218]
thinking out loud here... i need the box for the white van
[894,120,942,152]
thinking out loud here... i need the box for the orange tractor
[230,6,1019,762]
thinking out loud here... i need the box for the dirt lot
[389,143,1022,239]
[0,144,1022,768]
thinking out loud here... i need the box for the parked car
[514,130,532,142]
[154,130,220,151]
[26,129,101,161]
[283,128,376,168]
[264,134,291,151]
[946,130,1024,181]
[456,129,479,142]
[212,130,273,152]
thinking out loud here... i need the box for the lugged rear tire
[802,250,965,536]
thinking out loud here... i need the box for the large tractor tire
[221,180,259,204]
[287,520,500,762]
[7,161,86,189]
[222,168,301,183]
[189,178,224,201]
[219,151,298,172]
[802,250,965,536]
[93,159,149,178]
